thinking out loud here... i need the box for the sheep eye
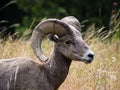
[65,40,73,45]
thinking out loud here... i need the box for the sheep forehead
[73,36,85,45]
[59,35,74,41]
[60,35,83,44]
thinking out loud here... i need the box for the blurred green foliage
[0,0,120,42]
[16,0,114,28]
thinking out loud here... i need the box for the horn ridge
[38,19,72,36]
[61,16,81,31]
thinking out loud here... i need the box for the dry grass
[0,37,120,90]
[59,38,120,90]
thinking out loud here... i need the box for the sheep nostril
[88,54,94,60]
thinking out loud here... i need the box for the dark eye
[65,40,73,45]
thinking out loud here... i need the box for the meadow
[0,0,119,89]
[0,29,119,90]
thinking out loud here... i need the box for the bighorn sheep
[0,16,94,90]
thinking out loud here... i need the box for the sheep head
[31,16,94,63]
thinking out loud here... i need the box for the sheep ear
[47,34,59,43]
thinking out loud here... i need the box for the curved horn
[61,16,81,36]
[61,16,81,31]
[31,19,73,62]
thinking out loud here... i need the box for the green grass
[0,36,120,90]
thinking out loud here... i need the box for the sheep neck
[46,48,72,90]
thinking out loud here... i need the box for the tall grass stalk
[0,31,120,90]
[0,12,120,89]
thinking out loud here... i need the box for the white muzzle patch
[82,49,94,63]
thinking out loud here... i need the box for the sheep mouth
[82,58,93,64]
[83,59,92,64]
